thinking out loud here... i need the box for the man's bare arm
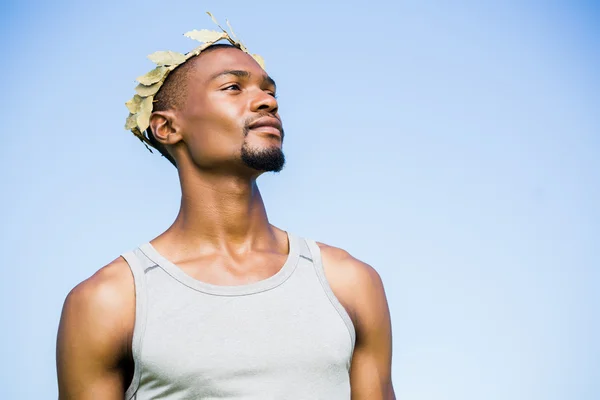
[348,261,394,399]
[320,245,395,400]
[56,258,134,400]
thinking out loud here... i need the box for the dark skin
[56,46,395,399]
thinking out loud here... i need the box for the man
[57,34,395,399]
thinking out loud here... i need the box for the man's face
[177,46,284,173]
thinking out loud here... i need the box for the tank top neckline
[138,231,301,296]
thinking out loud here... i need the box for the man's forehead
[192,47,265,80]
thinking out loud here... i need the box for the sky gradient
[1,0,598,398]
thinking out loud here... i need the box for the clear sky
[1,0,598,398]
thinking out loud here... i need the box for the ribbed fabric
[120,232,355,400]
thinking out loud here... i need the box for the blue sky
[1,0,598,398]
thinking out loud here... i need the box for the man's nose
[250,89,278,114]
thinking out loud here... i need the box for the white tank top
[121,232,355,399]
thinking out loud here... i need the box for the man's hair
[147,43,238,167]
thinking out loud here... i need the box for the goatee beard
[240,141,286,172]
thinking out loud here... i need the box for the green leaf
[135,82,161,97]
[226,19,238,40]
[207,11,219,26]
[184,29,225,43]
[125,113,137,130]
[147,50,187,66]
[137,66,169,86]
[206,11,227,32]
[136,96,153,132]
[125,94,143,113]
[187,42,213,58]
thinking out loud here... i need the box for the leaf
[224,36,237,47]
[135,82,161,97]
[252,54,266,70]
[187,42,214,58]
[148,50,187,66]
[136,96,153,132]
[136,112,151,133]
[206,11,228,32]
[207,11,227,33]
[140,95,153,113]
[206,11,219,26]
[125,94,143,113]
[137,66,169,86]
[226,19,237,40]
[125,113,137,130]
[184,29,225,43]
[131,127,153,154]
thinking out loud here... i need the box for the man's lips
[247,117,283,137]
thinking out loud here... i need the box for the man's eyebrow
[210,70,277,89]
[264,75,277,90]
[210,70,250,80]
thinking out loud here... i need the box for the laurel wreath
[124,12,265,153]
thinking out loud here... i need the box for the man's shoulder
[57,257,136,395]
[316,242,383,288]
[65,257,134,313]
[60,257,135,348]
[315,242,387,327]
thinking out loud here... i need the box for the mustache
[243,113,285,140]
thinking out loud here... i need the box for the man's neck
[157,167,276,252]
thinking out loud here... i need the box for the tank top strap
[297,236,314,262]
[121,248,151,399]
[304,239,356,350]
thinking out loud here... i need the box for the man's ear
[149,110,183,146]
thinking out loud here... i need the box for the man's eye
[268,92,278,99]
[224,84,241,91]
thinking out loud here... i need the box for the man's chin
[240,145,285,172]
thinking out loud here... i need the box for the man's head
[147,44,285,174]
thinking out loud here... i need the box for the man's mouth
[247,117,283,137]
